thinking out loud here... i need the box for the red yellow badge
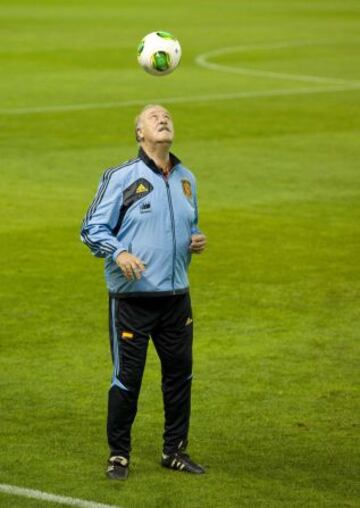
[181,179,192,198]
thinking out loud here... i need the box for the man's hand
[189,234,207,254]
[115,251,146,280]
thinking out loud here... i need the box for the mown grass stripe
[0,84,359,116]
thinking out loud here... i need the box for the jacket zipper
[164,179,177,293]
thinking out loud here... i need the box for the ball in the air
[137,31,182,76]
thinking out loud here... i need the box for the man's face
[138,106,174,145]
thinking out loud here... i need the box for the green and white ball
[137,31,182,76]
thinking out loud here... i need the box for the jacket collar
[138,147,181,174]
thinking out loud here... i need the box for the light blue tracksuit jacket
[80,148,201,296]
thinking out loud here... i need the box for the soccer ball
[137,31,182,76]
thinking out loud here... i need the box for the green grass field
[1,1,359,507]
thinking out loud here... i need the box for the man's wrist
[112,247,127,262]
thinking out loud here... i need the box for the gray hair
[134,104,168,143]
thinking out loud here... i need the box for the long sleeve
[191,178,202,235]
[80,168,127,260]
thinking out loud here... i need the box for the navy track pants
[107,293,193,458]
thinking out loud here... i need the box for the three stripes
[80,158,139,257]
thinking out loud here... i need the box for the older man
[80,104,206,479]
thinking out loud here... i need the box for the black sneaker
[106,456,129,480]
[161,451,205,474]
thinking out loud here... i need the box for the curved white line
[195,42,360,86]
[1,41,359,116]
[0,83,359,116]
[196,40,315,58]
[0,483,122,508]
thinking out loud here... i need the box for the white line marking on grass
[0,83,360,116]
[195,42,360,85]
[1,40,359,116]
[0,483,122,508]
